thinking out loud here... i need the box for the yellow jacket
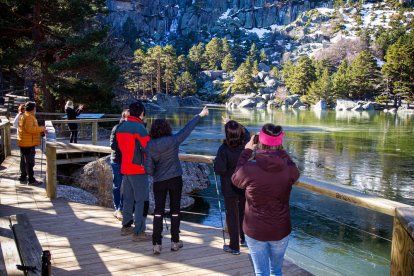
[17,111,45,147]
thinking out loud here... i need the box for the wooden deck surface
[0,133,311,275]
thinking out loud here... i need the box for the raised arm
[174,106,209,144]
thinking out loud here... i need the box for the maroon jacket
[231,149,300,241]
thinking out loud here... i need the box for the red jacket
[232,149,300,241]
[115,116,150,175]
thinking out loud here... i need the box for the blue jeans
[111,162,123,211]
[122,174,149,234]
[245,234,289,276]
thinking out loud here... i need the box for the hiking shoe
[223,245,240,255]
[113,210,123,221]
[171,240,183,252]
[28,179,42,186]
[121,226,134,236]
[132,232,150,242]
[153,244,162,255]
[18,177,27,184]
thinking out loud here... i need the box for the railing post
[4,121,11,156]
[45,143,57,199]
[391,207,414,275]
[92,121,98,145]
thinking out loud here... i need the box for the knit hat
[25,101,36,112]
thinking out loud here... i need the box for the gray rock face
[313,99,327,110]
[152,92,202,108]
[105,0,332,41]
[76,155,210,213]
[336,99,357,111]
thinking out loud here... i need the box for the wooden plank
[0,216,24,276]
[45,145,56,199]
[10,214,43,276]
[391,208,414,275]
[56,156,98,165]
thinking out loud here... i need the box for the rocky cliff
[105,0,332,41]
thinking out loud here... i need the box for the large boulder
[336,99,357,111]
[153,93,180,108]
[179,96,202,107]
[239,98,258,108]
[258,63,271,72]
[313,100,327,110]
[200,70,224,81]
[362,102,375,111]
[292,99,305,109]
[76,156,210,213]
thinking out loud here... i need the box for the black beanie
[25,101,36,112]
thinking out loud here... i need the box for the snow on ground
[219,9,232,20]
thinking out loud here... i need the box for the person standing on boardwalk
[109,109,129,221]
[17,101,46,185]
[214,119,250,255]
[65,100,83,143]
[116,101,150,242]
[232,124,300,276]
[144,106,209,255]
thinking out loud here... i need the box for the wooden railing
[0,119,11,161]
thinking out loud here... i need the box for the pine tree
[233,59,256,94]
[222,53,236,72]
[332,60,350,99]
[248,43,258,62]
[188,42,206,75]
[141,50,157,97]
[282,56,316,95]
[0,0,117,112]
[307,68,334,105]
[204,37,223,70]
[175,71,197,96]
[382,32,414,106]
[259,49,268,63]
[222,37,232,57]
[348,50,382,100]
[162,45,178,95]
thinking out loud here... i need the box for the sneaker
[223,245,240,255]
[121,226,134,236]
[28,179,42,186]
[132,232,150,242]
[113,210,123,221]
[153,244,162,255]
[171,240,183,252]
[240,240,247,248]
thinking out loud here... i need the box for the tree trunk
[40,62,54,112]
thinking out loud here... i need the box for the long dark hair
[257,123,284,150]
[150,119,172,139]
[224,120,245,148]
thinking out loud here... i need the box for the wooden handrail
[50,118,119,124]
[0,119,11,158]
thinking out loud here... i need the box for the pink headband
[259,130,284,146]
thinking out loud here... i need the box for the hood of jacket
[255,150,289,172]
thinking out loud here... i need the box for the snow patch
[219,9,232,20]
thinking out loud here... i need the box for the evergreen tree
[282,56,316,95]
[162,45,178,95]
[307,68,334,105]
[233,59,256,94]
[148,46,163,93]
[188,42,206,75]
[332,60,350,99]
[175,71,197,96]
[222,53,236,72]
[348,50,382,100]
[204,37,223,70]
[0,0,117,112]
[141,50,157,96]
[248,43,258,62]
[382,32,414,105]
[178,55,190,73]
[259,49,269,63]
[222,37,232,57]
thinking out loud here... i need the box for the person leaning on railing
[144,106,209,255]
[17,101,46,185]
[232,123,300,276]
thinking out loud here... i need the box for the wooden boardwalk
[0,133,311,275]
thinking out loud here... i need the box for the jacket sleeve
[213,145,227,175]
[174,115,201,145]
[231,149,253,189]
[75,108,82,116]
[12,114,21,128]
[23,115,44,134]
[144,143,155,176]
[110,125,118,151]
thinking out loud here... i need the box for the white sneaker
[171,240,183,251]
[113,210,123,221]
[153,244,162,255]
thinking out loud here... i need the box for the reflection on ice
[335,110,375,121]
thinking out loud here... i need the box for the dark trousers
[68,123,78,143]
[152,176,183,245]
[224,195,246,251]
[19,146,36,182]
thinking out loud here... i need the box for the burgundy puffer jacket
[231,149,300,241]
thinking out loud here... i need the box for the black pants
[68,123,78,143]
[152,176,183,245]
[19,146,36,182]
[224,195,246,251]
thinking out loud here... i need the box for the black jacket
[214,127,250,197]
[65,107,82,130]
[109,119,125,164]
[144,115,202,183]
